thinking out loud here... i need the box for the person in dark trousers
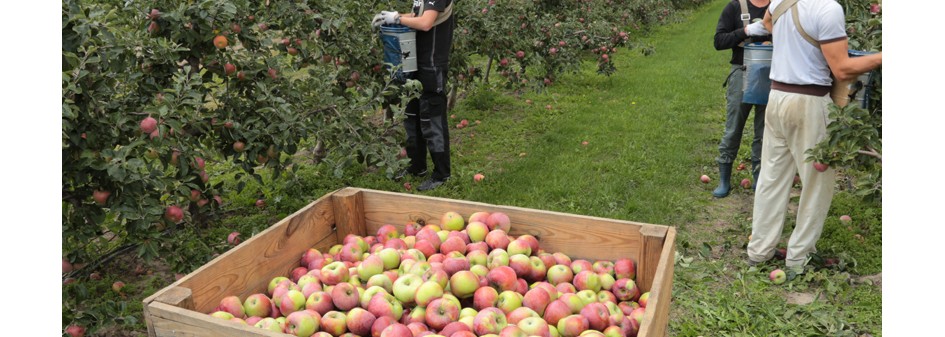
[712,0,771,198]
[373,0,455,191]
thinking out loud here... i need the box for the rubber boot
[752,160,761,192]
[713,163,733,198]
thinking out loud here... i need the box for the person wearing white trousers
[747,88,834,271]
[744,0,881,279]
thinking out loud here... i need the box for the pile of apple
[207,211,651,337]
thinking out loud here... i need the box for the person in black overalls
[712,0,771,197]
[374,1,455,191]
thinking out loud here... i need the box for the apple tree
[62,0,415,274]
[806,0,883,201]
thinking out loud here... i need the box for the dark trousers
[404,66,451,180]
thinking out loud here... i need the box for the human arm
[821,39,882,81]
[761,9,772,34]
[713,2,749,50]
[398,8,439,32]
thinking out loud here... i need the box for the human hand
[372,11,400,28]
[744,21,769,36]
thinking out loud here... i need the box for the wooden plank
[637,225,669,296]
[355,188,668,262]
[332,187,368,240]
[637,227,676,337]
[146,193,336,316]
[148,302,284,337]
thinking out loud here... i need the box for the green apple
[393,273,423,304]
[441,211,466,231]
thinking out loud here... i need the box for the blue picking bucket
[742,42,773,105]
[379,24,417,82]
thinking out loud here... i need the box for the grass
[77,0,882,335]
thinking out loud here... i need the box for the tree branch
[858,147,882,162]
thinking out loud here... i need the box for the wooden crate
[143,187,676,337]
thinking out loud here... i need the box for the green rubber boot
[713,163,733,198]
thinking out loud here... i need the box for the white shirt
[768,0,847,86]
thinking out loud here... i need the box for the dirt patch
[786,292,821,305]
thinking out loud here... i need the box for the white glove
[745,21,769,36]
[372,11,401,28]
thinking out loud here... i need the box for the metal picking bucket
[832,50,876,109]
[379,24,417,82]
[742,42,773,105]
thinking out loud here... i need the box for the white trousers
[747,89,835,268]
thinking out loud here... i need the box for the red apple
[346,307,377,336]
[139,116,158,134]
[65,325,86,337]
[425,297,460,331]
[613,258,636,280]
[486,212,512,232]
[164,205,184,223]
[813,162,829,172]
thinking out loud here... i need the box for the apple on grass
[65,325,86,337]
[700,174,711,184]
[770,269,786,284]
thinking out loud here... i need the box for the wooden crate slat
[357,189,667,262]
[638,227,676,337]
[148,302,287,337]
[150,194,336,314]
